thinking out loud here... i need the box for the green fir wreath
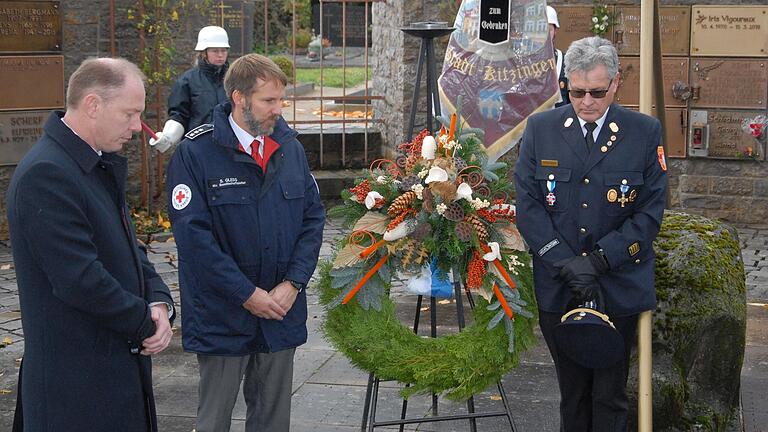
[319,113,538,401]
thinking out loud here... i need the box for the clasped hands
[141,303,173,356]
[242,280,299,320]
[554,250,609,302]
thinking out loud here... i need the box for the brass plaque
[0,55,64,111]
[0,110,49,166]
[688,109,766,160]
[616,57,689,108]
[614,6,690,56]
[691,6,768,57]
[554,6,612,53]
[0,1,62,53]
[628,107,688,158]
[690,58,767,109]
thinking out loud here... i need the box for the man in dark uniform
[7,57,174,431]
[166,54,325,431]
[547,6,570,107]
[514,37,667,431]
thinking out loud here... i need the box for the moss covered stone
[628,210,745,432]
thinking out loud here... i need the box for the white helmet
[546,6,560,29]
[195,26,230,51]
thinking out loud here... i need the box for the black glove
[554,250,609,301]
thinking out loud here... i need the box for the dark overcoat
[6,112,174,431]
[515,104,667,317]
[166,103,325,355]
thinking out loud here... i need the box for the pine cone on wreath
[465,214,488,240]
[388,191,417,216]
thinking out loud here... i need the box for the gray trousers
[196,348,296,432]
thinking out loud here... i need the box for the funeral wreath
[319,111,537,400]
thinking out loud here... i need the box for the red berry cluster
[349,180,371,202]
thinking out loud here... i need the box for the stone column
[372,0,452,157]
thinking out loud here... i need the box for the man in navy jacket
[515,37,667,431]
[7,57,174,431]
[166,54,325,432]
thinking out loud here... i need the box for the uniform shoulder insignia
[185,124,213,140]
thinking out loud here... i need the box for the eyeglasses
[568,80,613,99]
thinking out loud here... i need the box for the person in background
[7,57,174,431]
[150,25,230,152]
[514,36,667,431]
[548,5,570,107]
[166,53,325,432]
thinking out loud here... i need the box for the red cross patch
[171,184,192,210]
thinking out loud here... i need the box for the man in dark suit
[514,37,667,431]
[7,57,174,431]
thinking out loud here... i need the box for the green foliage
[270,55,295,79]
[590,0,614,36]
[295,67,371,88]
[281,0,312,31]
[317,253,537,401]
[292,27,313,50]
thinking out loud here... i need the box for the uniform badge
[564,118,574,128]
[657,146,667,171]
[171,184,192,210]
[546,177,557,206]
[609,122,619,133]
[560,81,566,89]
[607,189,618,202]
[629,189,637,202]
[541,159,559,167]
[628,242,640,256]
[619,182,630,208]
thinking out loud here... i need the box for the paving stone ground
[0,221,766,431]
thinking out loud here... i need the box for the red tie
[250,139,264,169]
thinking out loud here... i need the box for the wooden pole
[638,0,654,431]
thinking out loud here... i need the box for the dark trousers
[539,310,638,432]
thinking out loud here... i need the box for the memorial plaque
[0,110,49,166]
[690,58,767,109]
[312,1,372,47]
[0,55,64,111]
[208,1,254,57]
[614,6,690,56]
[0,1,61,53]
[688,109,766,160]
[691,6,768,57]
[629,107,688,158]
[554,6,610,53]
[616,57,689,108]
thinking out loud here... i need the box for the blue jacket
[7,112,172,431]
[514,104,667,317]
[166,103,325,355]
